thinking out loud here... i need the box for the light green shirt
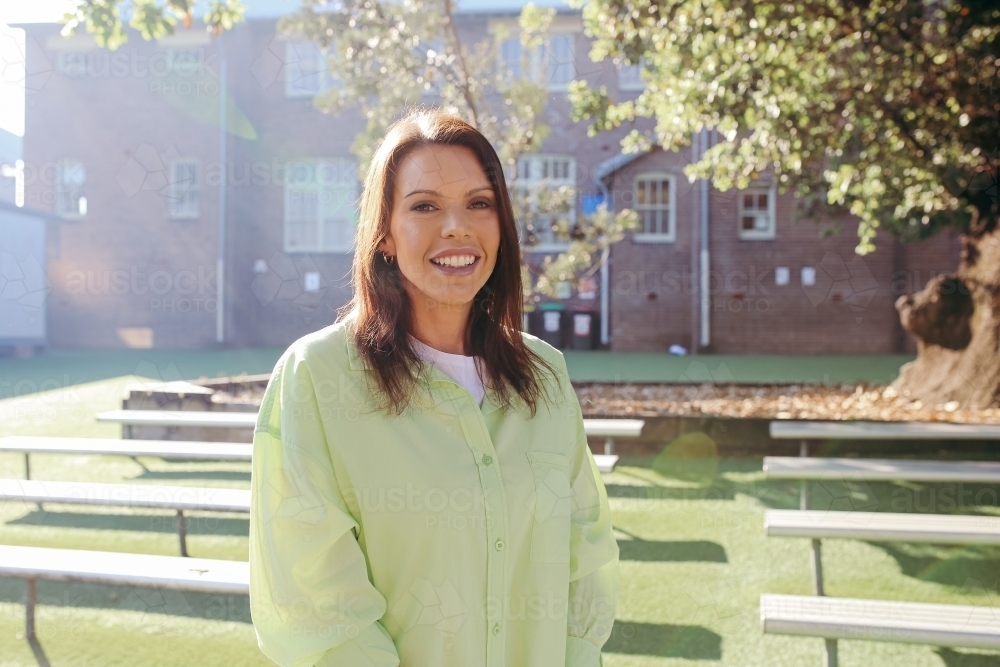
[249,316,619,667]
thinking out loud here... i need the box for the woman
[249,108,619,667]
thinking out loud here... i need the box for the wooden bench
[763,420,1000,665]
[0,436,252,479]
[763,456,1000,483]
[0,544,248,641]
[0,478,249,556]
[766,509,1000,545]
[761,594,1000,650]
[90,412,637,472]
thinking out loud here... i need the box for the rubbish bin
[538,302,565,349]
[570,307,597,350]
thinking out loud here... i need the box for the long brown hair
[337,107,560,417]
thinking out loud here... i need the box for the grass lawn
[0,348,914,402]
[2,379,999,666]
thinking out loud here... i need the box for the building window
[168,159,200,219]
[632,173,676,242]
[57,52,88,78]
[512,154,575,251]
[618,56,647,91]
[738,183,776,239]
[284,158,358,253]
[56,159,86,218]
[284,40,341,98]
[499,33,575,90]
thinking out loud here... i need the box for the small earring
[382,252,395,266]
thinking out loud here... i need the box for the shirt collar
[346,330,504,414]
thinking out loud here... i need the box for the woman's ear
[379,234,397,256]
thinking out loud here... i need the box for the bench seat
[0,544,249,595]
[766,509,1000,544]
[763,456,1000,484]
[761,594,1000,649]
[0,436,252,461]
[0,479,250,512]
[770,421,1000,440]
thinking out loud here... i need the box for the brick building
[16,0,959,353]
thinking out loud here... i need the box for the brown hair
[337,107,560,417]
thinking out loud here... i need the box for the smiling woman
[249,107,620,667]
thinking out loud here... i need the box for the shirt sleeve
[249,350,401,667]
[560,357,620,667]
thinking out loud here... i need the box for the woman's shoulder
[518,330,569,380]
[273,318,356,377]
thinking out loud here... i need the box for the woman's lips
[429,256,480,276]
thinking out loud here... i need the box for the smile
[430,255,478,268]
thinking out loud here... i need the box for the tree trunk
[892,219,1000,409]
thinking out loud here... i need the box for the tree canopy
[568,0,999,255]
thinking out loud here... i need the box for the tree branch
[442,0,480,129]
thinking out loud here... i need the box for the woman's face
[381,143,502,311]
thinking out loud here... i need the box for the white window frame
[168,158,200,220]
[497,30,577,91]
[283,158,358,253]
[56,159,86,218]
[284,40,341,98]
[512,154,576,253]
[632,172,676,243]
[617,56,648,91]
[737,182,777,240]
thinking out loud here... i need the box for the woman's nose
[441,206,472,236]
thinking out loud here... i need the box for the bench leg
[177,510,188,557]
[824,638,838,667]
[24,453,30,480]
[810,538,824,596]
[604,437,614,456]
[799,440,809,511]
[25,577,36,641]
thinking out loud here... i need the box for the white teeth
[431,255,476,268]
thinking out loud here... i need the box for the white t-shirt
[409,334,488,406]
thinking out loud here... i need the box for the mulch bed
[575,382,1000,424]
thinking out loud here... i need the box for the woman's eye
[412,203,435,212]
[471,200,493,209]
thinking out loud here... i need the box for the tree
[568,0,999,407]
[60,0,247,47]
[277,0,638,309]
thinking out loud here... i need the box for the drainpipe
[698,128,711,350]
[216,37,227,344]
[592,149,652,347]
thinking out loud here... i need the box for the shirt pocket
[525,451,572,564]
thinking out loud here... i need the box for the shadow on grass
[604,619,721,660]
[937,648,1000,666]
[872,542,1000,589]
[0,577,252,625]
[7,510,249,537]
[618,539,727,563]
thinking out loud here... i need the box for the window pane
[742,216,756,231]
[658,180,670,205]
[743,193,754,210]
[501,37,522,79]
[758,193,768,209]
[547,35,574,86]
[287,219,318,249]
[636,181,647,206]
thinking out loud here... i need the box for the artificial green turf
[1,349,914,402]
[2,381,1000,666]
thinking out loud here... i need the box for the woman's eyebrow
[404,185,493,199]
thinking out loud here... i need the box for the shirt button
[482,454,493,465]
[492,623,501,636]
[495,539,505,551]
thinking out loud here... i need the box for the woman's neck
[408,303,473,356]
